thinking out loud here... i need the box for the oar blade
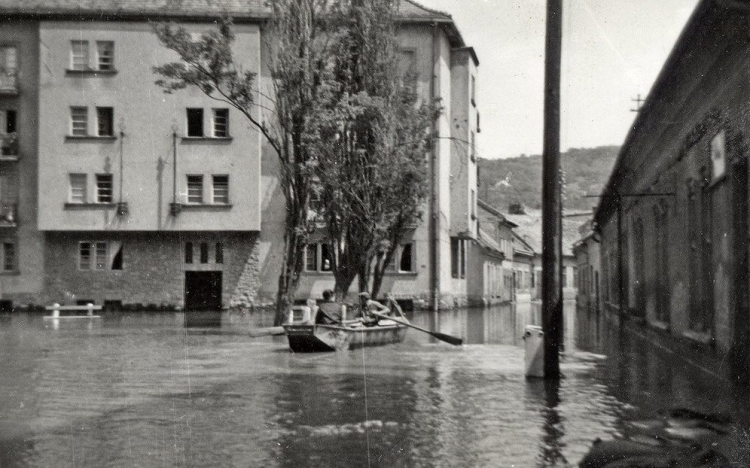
[430,331,463,346]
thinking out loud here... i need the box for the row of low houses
[574,0,750,379]
[0,0,531,311]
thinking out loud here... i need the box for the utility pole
[542,0,563,379]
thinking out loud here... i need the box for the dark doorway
[184,271,222,311]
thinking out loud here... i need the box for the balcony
[0,203,17,227]
[0,133,18,160]
[0,72,17,95]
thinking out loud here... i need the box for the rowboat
[282,304,408,352]
[284,320,408,352]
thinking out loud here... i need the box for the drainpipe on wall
[430,23,440,314]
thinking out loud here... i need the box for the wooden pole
[542,0,563,379]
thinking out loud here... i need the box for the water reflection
[1,300,749,466]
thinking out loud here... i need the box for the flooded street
[1,303,748,467]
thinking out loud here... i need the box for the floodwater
[0,302,748,467]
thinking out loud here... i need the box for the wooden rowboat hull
[284,323,408,352]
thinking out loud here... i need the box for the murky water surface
[1,302,748,467]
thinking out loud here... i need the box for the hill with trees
[477,146,619,212]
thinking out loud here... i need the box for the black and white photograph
[1,0,749,466]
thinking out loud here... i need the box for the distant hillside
[478,146,619,212]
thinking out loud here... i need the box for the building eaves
[477,199,517,227]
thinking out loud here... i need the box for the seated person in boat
[315,289,342,325]
[358,292,391,326]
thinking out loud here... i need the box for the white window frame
[96,41,114,71]
[96,174,113,203]
[69,173,87,203]
[70,107,88,136]
[70,40,89,71]
[212,109,229,138]
[78,241,122,271]
[212,175,229,204]
[186,175,203,204]
[0,46,17,75]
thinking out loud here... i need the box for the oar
[248,326,285,338]
[371,312,463,346]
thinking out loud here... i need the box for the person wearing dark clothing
[315,289,342,325]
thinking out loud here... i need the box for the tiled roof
[0,0,452,21]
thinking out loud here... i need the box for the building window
[398,243,414,273]
[451,238,466,279]
[305,244,318,271]
[71,40,89,70]
[200,242,209,264]
[185,242,193,264]
[212,109,229,137]
[0,46,17,75]
[70,107,88,136]
[186,108,203,137]
[187,175,203,204]
[5,109,16,133]
[212,175,229,204]
[470,131,475,161]
[96,41,114,71]
[78,241,122,271]
[215,242,224,264]
[97,107,113,136]
[3,242,16,271]
[471,189,476,218]
[471,74,476,106]
[96,174,113,203]
[69,173,87,203]
[321,243,333,271]
[710,130,726,180]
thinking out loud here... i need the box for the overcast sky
[418,0,699,159]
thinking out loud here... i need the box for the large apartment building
[0,0,483,310]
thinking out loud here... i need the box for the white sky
[418,0,699,158]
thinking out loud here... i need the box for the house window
[321,243,332,271]
[212,109,229,137]
[710,130,726,180]
[71,41,89,70]
[470,131,475,161]
[185,242,193,264]
[96,174,113,203]
[186,108,203,137]
[215,242,224,264]
[4,109,16,133]
[96,41,114,71]
[3,242,16,271]
[398,243,414,273]
[79,242,91,270]
[212,175,229,204]
[97,107,113,136]
[78,241,123,270]
[69,174,87,203]
[451,238,466,279]
[471,75,477,106]
[305,244,318,271]
[70,107,88,136]
[200,242,209,264]
[187,175,203,204]
[0,46,17,75]
[471,189,476,218]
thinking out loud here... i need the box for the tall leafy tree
[313,0,440,300]
[152,2,335,324]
